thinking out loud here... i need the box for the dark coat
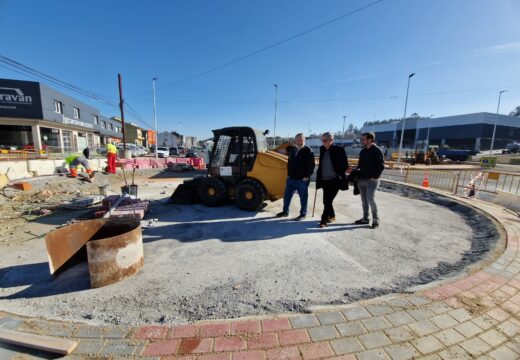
[316,144,348,189]
[358,144,385,179]
[287,146,315,180]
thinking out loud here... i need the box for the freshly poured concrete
[0,181,500,325]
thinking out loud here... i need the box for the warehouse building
[0,78,122,153]
[361,112,520,152]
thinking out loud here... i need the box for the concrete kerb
[1,180,520,358]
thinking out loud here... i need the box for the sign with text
[62,115,94,129]
[0,78,43,119]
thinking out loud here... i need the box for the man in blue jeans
[277,133,315,221]
[355,132,385,228]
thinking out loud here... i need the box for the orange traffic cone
[422,171,430,188]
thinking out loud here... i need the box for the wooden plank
[0,328,77,354]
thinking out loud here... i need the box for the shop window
[54,100,63,114]
[62,130,73,153]
[93,115,99,125]
[73,107,80,119]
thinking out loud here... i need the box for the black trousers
[321,177,340,222]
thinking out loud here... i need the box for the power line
[127,0,384,98]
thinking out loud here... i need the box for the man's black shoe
[355,218,370,225]
[372,219,380,229]
[276,211,289,218]
[294,214,306,221]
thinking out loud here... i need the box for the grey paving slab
[358,331,392,349]
[336,321,367,337]
[384,326,415,342]
[73,339,106,355]
[362,316,392,331]
[308,325,338,341]
[366,304,393,316]
[0,317,22,331]
[385,311,415,326]
[479,329,508,347]
[408,319,440,337]
[330,337,364,355]
[489,345,520,360]
[434,328,465,347]
[343,306,372,321]
[459,337,492,357]
[430,314,459,329]
[317,311,345,325]
[290,314,319,329]
[384,344,420,360]
[356,349,390,360]
[412,335,444,355]
[454,321,482,338]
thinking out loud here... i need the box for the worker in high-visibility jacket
[106,142,117,174]
[65,148,94,179]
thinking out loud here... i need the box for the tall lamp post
[397,72,415,164]
[152,77,158,160]
[273,84,278,148]
[490,90,507,156]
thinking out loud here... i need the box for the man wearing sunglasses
[316,132,348,227]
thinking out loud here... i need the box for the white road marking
[319,238,370,273]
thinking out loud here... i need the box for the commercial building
[0,78,122,153]
[361,112,520,152]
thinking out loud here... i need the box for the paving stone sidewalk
[1,188,520,359]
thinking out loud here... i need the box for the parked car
[96,147,107,156]
[169,147,179,156]
[135,145,148,156]
[156,146,169,158]
[117,144,139,158]
[185,150,197,158]
[505,141,520,154]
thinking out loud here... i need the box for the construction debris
[12,182,32,191]
[94,195,150,220]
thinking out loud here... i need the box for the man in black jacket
[277,133,315,221]
[316,132,348,227]
[355,132,385,228]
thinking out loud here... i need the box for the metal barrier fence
[381,166,520,196]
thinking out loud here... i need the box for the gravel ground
[0,178,501,325]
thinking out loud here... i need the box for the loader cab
[209,127,267,179]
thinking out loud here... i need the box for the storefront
[0,78,122,154]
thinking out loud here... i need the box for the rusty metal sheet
[45,220,105,274]
[86,218,143,288]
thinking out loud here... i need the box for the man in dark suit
[277,133,315,221]
[316,132,348,227]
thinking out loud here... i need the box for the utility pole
[397,73,415,164]
[490,90,507,155]
[273,84,278,148]
[118,73,127,151]
[152,78,158,160]
[342,115,346,137]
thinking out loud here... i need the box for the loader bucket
[169,177,203,205]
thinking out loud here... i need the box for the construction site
[0,123,518,358]
[2,0,520,358]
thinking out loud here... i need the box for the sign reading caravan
[0,78,43,119]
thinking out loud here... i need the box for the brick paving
[1,187,520,359]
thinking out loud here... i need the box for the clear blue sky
[1,0,519,139]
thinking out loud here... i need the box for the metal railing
[381,166,520,197]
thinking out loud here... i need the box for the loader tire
[234,178,265,211]
[198,177,227,207]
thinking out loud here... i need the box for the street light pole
[273,84,278,148]
[490,90,507,155]
[342,115,346,137]
[152,77,158,160]
[397,73,415,164]
[425,114,434,151]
